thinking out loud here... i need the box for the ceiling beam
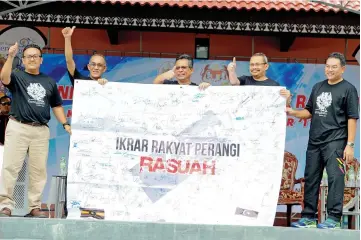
[309,0,360,15]
[0,0,52,17]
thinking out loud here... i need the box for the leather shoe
[0,207,11,217]
[28,208,47,218]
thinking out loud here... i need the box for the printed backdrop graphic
[21,54,359,207]
[67,81,287,225]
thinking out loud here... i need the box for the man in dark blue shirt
[289,52,359,229]
[153,54,210,90]
[227,53,291,105]
[0,43,70,218]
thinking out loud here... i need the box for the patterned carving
[334,25,342,34]
[193,20,201,29]
[12,12,20,21]
[0,13,357,36]
[164,19,172,28]
[88,16,96,25]
[183,20,191,29]
[220,21,228,30]
[174,19,182,28]
[278,151,304,206]
[296,24,305,33]
[229,21,238,31]
[125,17,134,26]
[249,22,257,31]
[239,22,247,31]
[344,25,351,34]
[286,23,294,32]
[315,24,323,33]
[355,25,360,34]
[268,22,276,32]
[258,22,266,31]
[324,25,333,34]
[59,14,67,23]
[78,15,86,24]
[107,17,116,25]
[211,21,218,29]
[305,24,314,33]
[202,20,210,29]
[98,17,106,25]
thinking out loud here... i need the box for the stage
[0,218,359,240]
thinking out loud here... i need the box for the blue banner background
[34,54,359,202]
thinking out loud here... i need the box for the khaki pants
[0,118,50,213]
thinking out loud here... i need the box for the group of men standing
[0,26,358,230]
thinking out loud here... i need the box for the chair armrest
[294,178,305,184]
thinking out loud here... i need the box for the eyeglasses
[250,63,266,67]
[89,62,105,68]
[23,55,42,60]
[0,102,10,106]
[325,65,340,70]
[175,66,190,70]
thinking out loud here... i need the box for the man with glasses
[154,54,210,90]
[289,52,359,229]
[227,53,291,104]
[0,43,71,218]
[62,26,108,86]
[0,95,11,145]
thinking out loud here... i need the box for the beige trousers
[0,118,50,212]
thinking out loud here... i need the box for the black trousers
[301,139,346,221]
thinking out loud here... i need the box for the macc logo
[27,83,46,103]
[316,92,332,116]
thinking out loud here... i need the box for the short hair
[251,52,268,64]
[22,44,42,57]
[175,54,193,68]
[0,95,11,103]
[327,52,346,67]
[89,53,107,65]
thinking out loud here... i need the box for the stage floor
[0,217,359,240]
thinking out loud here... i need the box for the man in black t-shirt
[288,52,359,229]
[227,53,291,106]
[153,54,210,90]
[0,43,71,218]
[62,26,109,86]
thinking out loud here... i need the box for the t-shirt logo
[27,83,46,107]
[315,92,332,117]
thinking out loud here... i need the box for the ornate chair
[278,151,305,226]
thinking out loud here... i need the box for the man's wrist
[62,122,70,129]
[347,142,354,148]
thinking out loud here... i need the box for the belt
[9,116,46,127]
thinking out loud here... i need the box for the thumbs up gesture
[8,42,18,58]
[227,57,237,73]
[62,26,76,38]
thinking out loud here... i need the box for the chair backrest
[345,158,359,178]
[343,158,360,207]
[280,151,298,191]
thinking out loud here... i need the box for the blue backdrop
[28,54,359,202]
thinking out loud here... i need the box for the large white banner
[66,81,287,226]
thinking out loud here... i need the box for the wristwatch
[62,123,70,129]
[347,142,354,148]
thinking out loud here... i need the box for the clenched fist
[227,57,237,73]
[8,42,18,58]
[163,66,176,80]
[62,26,76,38]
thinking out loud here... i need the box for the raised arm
[227,57,240,86]
[153,66,175,84]
[0,42,18,85]
[62,26,76,76]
